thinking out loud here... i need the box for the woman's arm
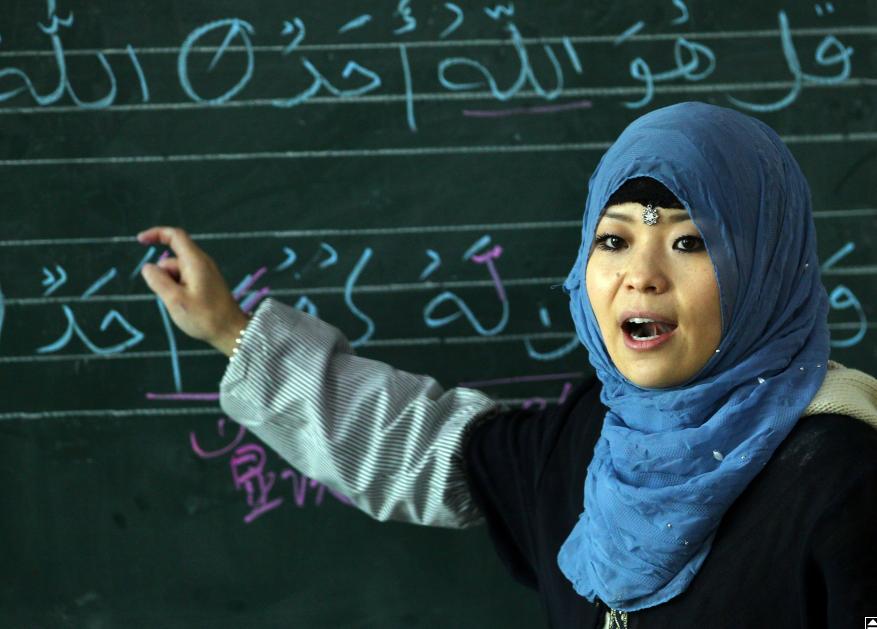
[135,226,499,530]
[219,297,500,529]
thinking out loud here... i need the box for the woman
[137,102,877,627]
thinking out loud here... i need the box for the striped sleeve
[218,297,500,529]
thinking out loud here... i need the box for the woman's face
[585,202,722,388]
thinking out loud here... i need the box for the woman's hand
[136,226,251,357]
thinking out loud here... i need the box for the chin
[633,376,676,388]
[615,359,686,389]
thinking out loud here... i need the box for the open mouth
[621,318,678,341]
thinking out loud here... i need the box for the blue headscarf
[557,102,830,611]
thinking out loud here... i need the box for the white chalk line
[0,330,578,366]
[0,406,222,421]
[1,133,876,167]
[2,208,874,249]
[0,220,584,247]
[0,142,609,166]
[3,277,567,307]
[2,79,876,115]
[0,210,873,249]
[0,322,872,367]
[0,399,543,421]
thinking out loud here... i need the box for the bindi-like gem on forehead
[642,204,659,225]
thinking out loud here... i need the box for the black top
[461,377,877,628]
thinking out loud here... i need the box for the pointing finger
[137,226,201,261]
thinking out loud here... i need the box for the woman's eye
[675,236,705,252]
[594,234,626,252]
[593,233,704,253]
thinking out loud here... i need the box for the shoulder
[722,414,877,553]
[731,413,877,520]
[771,413,877,486]
[786,412,877,457]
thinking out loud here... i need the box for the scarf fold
[557,102,830,611]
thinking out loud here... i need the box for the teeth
[627,317,656,324]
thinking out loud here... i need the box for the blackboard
[1,0,874,626]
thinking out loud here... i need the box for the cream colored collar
[803,360,877,429]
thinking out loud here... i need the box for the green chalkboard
[1,0,874,626]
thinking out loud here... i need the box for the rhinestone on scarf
[642,203,659,225]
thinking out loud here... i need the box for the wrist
[214,310,253,358]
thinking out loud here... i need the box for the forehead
[599,203,693,224]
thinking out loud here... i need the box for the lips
[617,310,678,351]
[617,310,678,328]
[624,321,676,337]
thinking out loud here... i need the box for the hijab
[558,102,831,611]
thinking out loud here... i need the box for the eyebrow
[602,210,692,223]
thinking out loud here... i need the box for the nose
[624,249,670,294]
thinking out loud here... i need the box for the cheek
[686,266,723,345]
[584,260,603,309]
[585,260,616,328]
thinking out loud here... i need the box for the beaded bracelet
[228,313,253,363]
